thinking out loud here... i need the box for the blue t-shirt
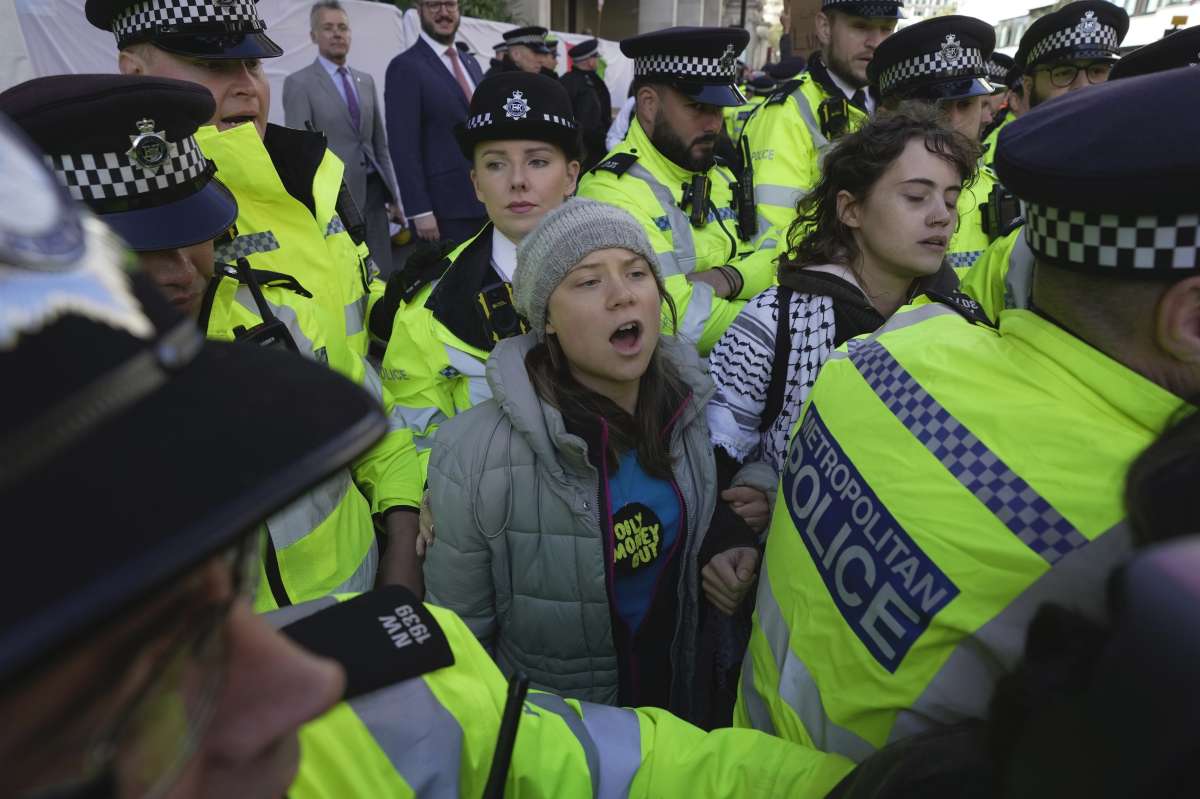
[608,449,682,634]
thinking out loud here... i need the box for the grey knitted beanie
[514,198,662,339]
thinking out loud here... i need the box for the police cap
[85,0,282,60]
[765,55,807,80]
[746,74,779,96]
[1110,25,1200,81]
[569,38,599,61]
[868,15,995,101]
[622,26,750,107]
[996,67,1200,279]
[986,51,1017,91]
[0,74,237,253]
[493,40,509,54]
[503,25,551,54]
[1015,0,1128,74]
[455,71,580,160]
[821,0,903,20]
[0,113,384,682]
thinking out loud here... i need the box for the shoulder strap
[280,586,455,700]
[758,287,795,434]
[924,289,998,329]
[590,151,638,176]
[765,78,803,106]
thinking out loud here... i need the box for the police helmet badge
[503,90,530,121]
[940,34,963,66]
[126,118,174,175]
[718,44,737,74]
[1077,10,1101,36]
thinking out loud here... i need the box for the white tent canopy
[7,0,632,122]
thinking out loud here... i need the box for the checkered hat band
[1026,22,1120,67]
[823,0,903,14]
[878,46,986,96]
[985,61,1009,82]
[1026,203,1200,272]
[507,34,545,46]
[465,112,577,131]
[112,0,262,41]
[635,54,736,81]
[45,135,215,213]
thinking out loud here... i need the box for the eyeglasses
[1036,61,1112,88]
[421,1,459,10]
[22,531,261,799]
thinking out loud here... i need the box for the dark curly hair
[779,101,980,277]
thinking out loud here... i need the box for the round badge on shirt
[612,501,665,576]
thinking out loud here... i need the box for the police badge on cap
[621,26,750,107]
[1015,0,1129,73]
[869,15,995,101]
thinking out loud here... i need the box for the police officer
[736,66,1200,763]
[724,73,778,142]
[83,0,422,590]
[576,26,779,354]
[980,55,1022,168]
[980,51,1015,146]
[867,15,1002,269]
[958,1,1130,318]
[561,37,613,171]
[499,25,553,74]
[1014,0,1129,109]
[0,73,415,610]
[0,114,857,799]
[740,0,900,236]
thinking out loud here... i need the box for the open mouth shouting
[610,320,643,355]
[217,114,258,132]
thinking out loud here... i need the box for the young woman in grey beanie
[424,199,761,724]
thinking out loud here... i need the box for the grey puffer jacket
[425,332,718,717]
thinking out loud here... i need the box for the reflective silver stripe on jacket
[390,405,451,451]
[676,279,714,346]
[753,566,878,762]
[847,338,1088,564]
[264,468,355,549]
[1005,230,1034,310]
[737,643,777,736]
[360,357,385,407]
[346,296,367,337]
[754,183,806,210]
[527,694,642,799]
[889,521,1131,744]
[348,675,464,797]
[443,343,493,408]
[791,85,830,152]
[331,537,379,594]
[233,287,317,357]
[626,163,697,276]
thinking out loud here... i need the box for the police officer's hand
[413,214,441,242]
[415,489,435,556]
[722,486,770,532]
[687,266,742,299]
[702,546,760,616]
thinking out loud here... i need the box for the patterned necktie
[850,88,868,113]
[445,46,473,102]
[337,66,360,131]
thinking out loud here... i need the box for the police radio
[817,95,852,141]
[229,257,300,353]
[980,183,1023,241]
[475,281,529,344]
[733,134,758,241]
[679,173,712,228]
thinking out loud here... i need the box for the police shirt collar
[490,226,518,284]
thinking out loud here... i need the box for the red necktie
[446,46,473,102]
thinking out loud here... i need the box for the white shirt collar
[491,227,519,284]
[317,53,348,77]
[826,67,875,115]
[420,30,455,57]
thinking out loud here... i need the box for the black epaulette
[282,586,455,701]
[368,240,456,342]
[591,152,638,176]
[766,78,804,105]
[248,269,313,298]
[924,289,998,329]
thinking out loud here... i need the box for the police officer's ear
[635,84,661,130]
[1020,74,1035,105]
[814,11,833,49]
[118,44,156,76]
[563,158,582,197]
[835,188,864,232]
[1154,275,1200,369]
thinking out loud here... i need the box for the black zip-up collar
[261,123,329,218]
[424,223,503,352]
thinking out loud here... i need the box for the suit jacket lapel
[311,59,360,134]
[417,37,470,111]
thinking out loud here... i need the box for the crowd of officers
[1,0,1199,795]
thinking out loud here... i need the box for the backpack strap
[758,286,795,434]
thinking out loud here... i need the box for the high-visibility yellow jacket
[281,589,856,797]
[735,300,1188,761]
[577,117,780,354]
[981,112,1013,169]
[946,163,996,270]
[195,122,382,360]
[739,70,868,236]
[958,226,1032,320]
[725,95,767,142]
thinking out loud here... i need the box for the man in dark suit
[285,0,402,271]
[384,0,486,244]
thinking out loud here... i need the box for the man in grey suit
[284,0,402,272]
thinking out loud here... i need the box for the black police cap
[1015,0,1128,74]
[455,71,580,160]
[1110,25,1200,81]
[569,38,599,60]
[622,26,750,107]
[85,0,283,60]
[0,74,237,252]
[822,0,903,20]
[986,51,1017,89]
[868,15,995,101]
[996,67,1200,278]
[504,25,551,54]
[746,74,779,96]
[765,55,807,80]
